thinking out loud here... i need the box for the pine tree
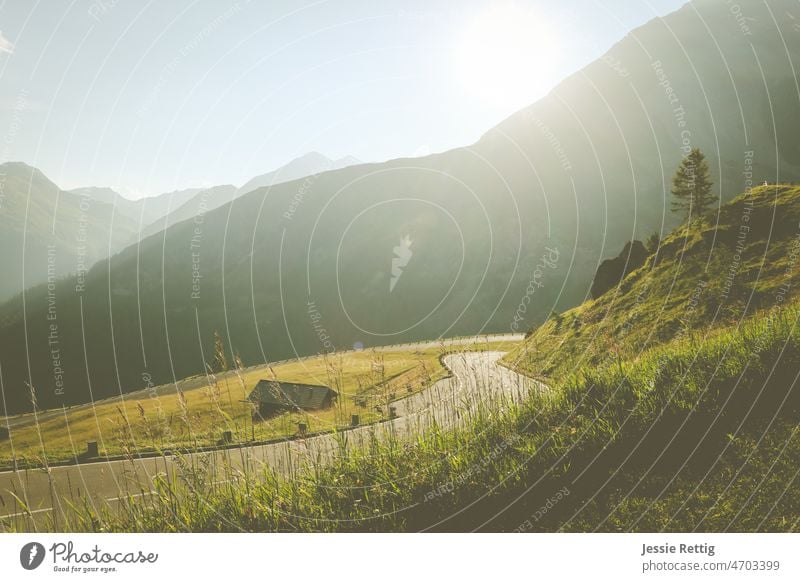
[671,148,715,222]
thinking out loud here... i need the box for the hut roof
[248,380,337,410]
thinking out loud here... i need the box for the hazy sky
[0,0,684,198]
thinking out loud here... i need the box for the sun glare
[454,4,560,110]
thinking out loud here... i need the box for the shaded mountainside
[0,163,141,301]
[0,165,205,302]
[0,152,576,413]
[3,0,800,413]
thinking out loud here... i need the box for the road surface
[0,351,540,530]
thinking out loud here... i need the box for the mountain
[238,152,361,195]
[0,166,202,301]
[0,162,141,301]
[68,186,202,228]
[5,154,358,303]
[2,0,800,413]
[138,153,360,239]
[139,184,238,239]
[67,187,136,217]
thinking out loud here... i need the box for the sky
[0,0,685,199]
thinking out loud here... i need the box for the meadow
[0,338,518,469]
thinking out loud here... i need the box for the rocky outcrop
[590,241,648,299]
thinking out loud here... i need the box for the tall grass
[5,305,797,532]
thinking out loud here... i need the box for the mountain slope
[139,184,238,239]
[138,153,361,240]
[0,163,141,301]
[2,0,800,413]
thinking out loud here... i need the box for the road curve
[0,351,541,530]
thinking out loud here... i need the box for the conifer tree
[671,148,715,222]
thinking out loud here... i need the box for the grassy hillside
[504,184,800,379]
[13,185,793,532]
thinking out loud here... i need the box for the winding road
[0,351,541,530]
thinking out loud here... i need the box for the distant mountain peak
[238,152,361,195]
[297,151,331,162]
[0,161,60,193]
[0,160,32,169]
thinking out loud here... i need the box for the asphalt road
[0,350,540,530]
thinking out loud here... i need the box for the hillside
[504,184,800,379]
[0,163,141,301]
[2,0,800,414]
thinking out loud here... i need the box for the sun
[454,4,560,110]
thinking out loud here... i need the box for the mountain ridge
[0,162,141,301]
[140,152,362,239]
